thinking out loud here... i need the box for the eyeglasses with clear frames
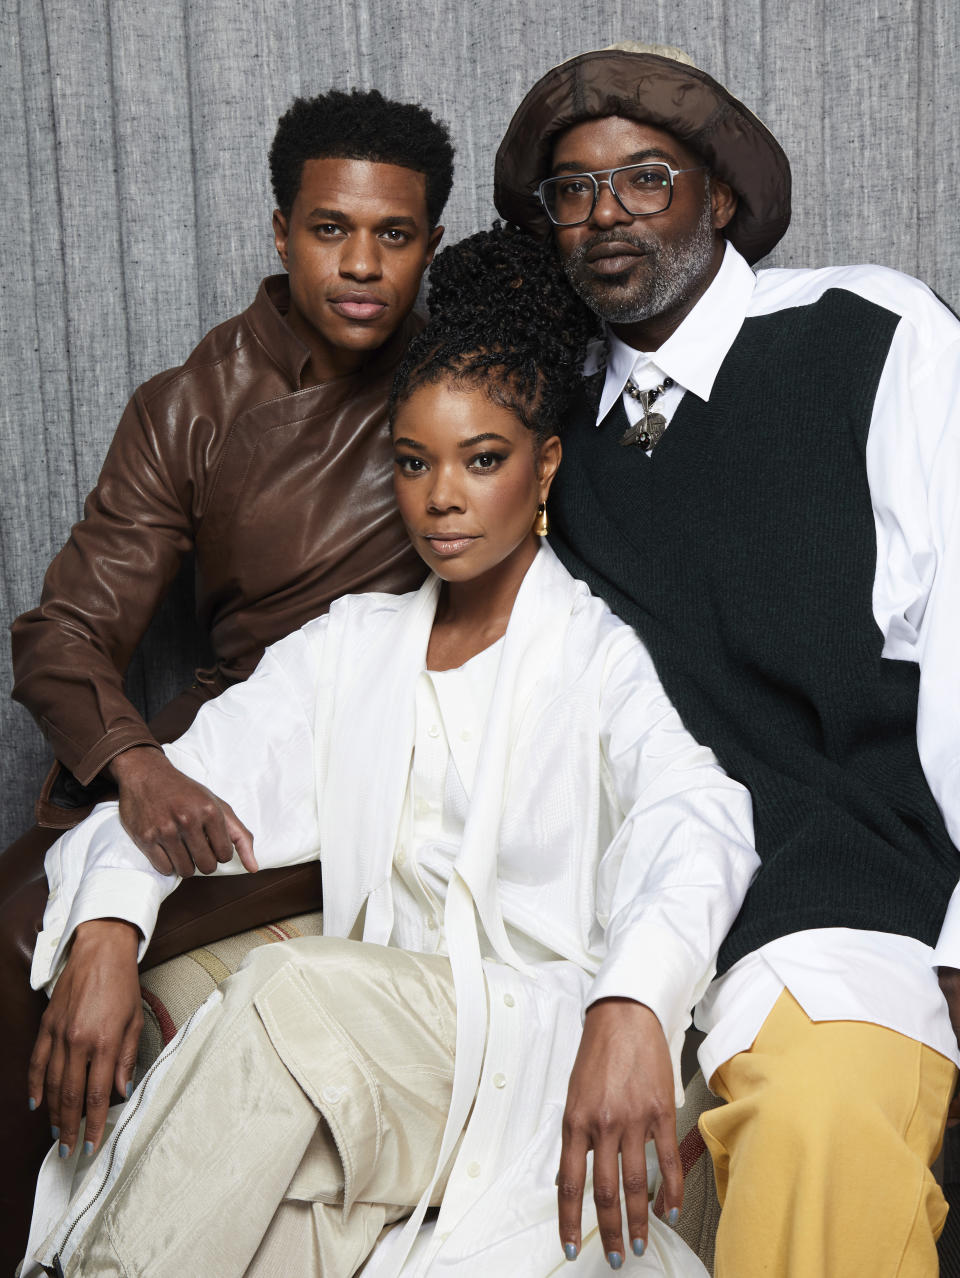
[536,162,707,227]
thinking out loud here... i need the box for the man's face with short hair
[273,157,443,383]
[549,117,735,348]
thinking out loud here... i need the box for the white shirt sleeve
[31,619,328,992]
[587,631,759,1091]
[861,286,960,967]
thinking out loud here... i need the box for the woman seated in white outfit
[24,225,757,1278]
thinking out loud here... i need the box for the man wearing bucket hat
[496,43,960,1278]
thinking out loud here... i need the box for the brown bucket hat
[494,46,791,265]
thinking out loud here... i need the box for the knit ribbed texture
[551,289,959,974]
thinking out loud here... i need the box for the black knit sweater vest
[550,289,959,974]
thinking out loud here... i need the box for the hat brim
[494,49,791,265]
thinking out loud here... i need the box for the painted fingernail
[564,1242,578,1261]
[125,1080,133,1099]
[607,1253,623,1270]
[667,1206,680,1227]
[28,1096,37,1111]
[83,1141,94,1156]
[58,1142,69,1160]
[632,1238,646,1257]
[50,1125,60,1141]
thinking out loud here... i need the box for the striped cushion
[653,1068,723,1273]
[136,911,324,1076]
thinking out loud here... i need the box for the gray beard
[562,191,716,326]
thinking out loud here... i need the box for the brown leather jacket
[11,275,426,819]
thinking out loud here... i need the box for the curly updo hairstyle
[269,88,454,227]
[391,223,599,442]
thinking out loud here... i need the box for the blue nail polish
[632,1238,646,1257]
[28,1096,37,1112]
[607,1253,623,1270]
[58,1143,69,1160]
[125,1080,133,1100]
[667,1206,680,1227]
[564,1242,578,1261]
[83,1140,94,1156]
[50,1125,60,1141]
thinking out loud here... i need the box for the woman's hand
[28,918,143,1157]
[558,997,683,1266]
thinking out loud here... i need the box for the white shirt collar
[593,242,758,424]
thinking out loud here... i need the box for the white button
[467,1161,481,1178]
[503,993,515,1008]
[321,1086,343,1105]
[428,724,440,738]
[460,728,472,742]
[47,889,58,903]
[493,1073,507,1089]
[415,797,432,818]
[396,847,406,867]
[426,917,437,931]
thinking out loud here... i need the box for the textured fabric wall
[2,0,958,846]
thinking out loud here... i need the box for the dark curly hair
[391,224,599,442]
[269,89,454,227]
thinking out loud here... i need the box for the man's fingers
[178,825,218,876]
[203,805,237,866]
[592,1138,625,1266]
[140,840,178,876]
[226,807,258,873]
[557,1129,588,1260]
[162,837,197,877]
[653,1111,684,1225]
[621,1133,650,1257]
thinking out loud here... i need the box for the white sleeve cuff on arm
[586,921,705,1106]
[32,867,168,994]
[31,803,177,993]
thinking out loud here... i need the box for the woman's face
[392,379,561,588]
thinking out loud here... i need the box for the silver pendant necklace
[619,375,675,450]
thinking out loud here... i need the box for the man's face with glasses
[548,117,736,348]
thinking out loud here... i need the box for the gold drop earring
[534,502,549,536]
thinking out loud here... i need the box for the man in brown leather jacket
[2,86,452,1263]
[10,87,452,877]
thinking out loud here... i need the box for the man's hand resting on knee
[558,997,683,1266]
[28,919,142,1157]
[108,746,257,877]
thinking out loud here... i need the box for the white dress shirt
[590,242,960,1081]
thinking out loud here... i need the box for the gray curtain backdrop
[2,0,958,847]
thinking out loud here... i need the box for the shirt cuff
[31,867,167,993]
[933,881,960,969]
[586,922,705,1106]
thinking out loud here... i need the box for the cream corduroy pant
[65,938,458,1277]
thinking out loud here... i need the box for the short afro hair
[391,223,599,442]
[269,88,454,227]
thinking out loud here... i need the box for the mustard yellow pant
[699,990,956,1278]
